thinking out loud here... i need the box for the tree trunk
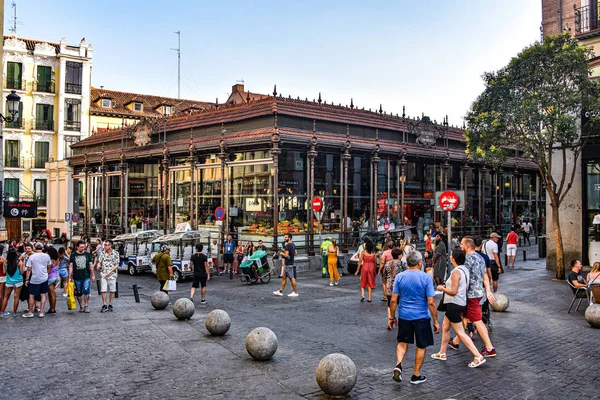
[551,201,565,280]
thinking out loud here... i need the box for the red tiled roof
[3,36,60,53]
[90,87,215,120]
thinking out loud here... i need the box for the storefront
[69,96,543,254]
[583,143,600,265]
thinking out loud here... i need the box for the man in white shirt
[483,233,502,293]
[522,220,533,246]
[23,243,52,318]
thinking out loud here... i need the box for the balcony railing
[64,120,81,132]
[5,118,24,129]
[65,83,82,94]
[5,78,25,90]
[34,81,55,93]
[4,157,23,168]
[33,119,54,131]
[575,4,600,35]
[33,157,49,169]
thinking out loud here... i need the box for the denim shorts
[48,277,59,286]
[58,269,69,278]
[74,278,91,296]
[283,265,296,280]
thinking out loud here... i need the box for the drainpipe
[558,0,563,33]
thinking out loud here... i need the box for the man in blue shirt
[223,235,236,280]
[389,250,439,385]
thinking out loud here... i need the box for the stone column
[189,140,196,230]
[119,153,126,235]
[307,135,317,256]
[218,138,227,256]
[371,145,380,231]
[100,150,106,237]
[480,165,487,228]
[399,149,407,225]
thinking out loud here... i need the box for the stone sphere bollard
[246,327,278,361]
[205,309,231,336]
[173,298,195,320]
[316,353,357,397]
[491,293,510,312]
[151,291,169,310]
[585,303,600,328]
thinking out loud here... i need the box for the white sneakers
[288,292,298,297]
[273,290,298,297]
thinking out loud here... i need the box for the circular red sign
[215,206,225,221]
[384,222,390,230]
[312,197,323,212]
[439,190,459,211]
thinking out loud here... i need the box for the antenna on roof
[9,1,20,36]
[171,30,181,98]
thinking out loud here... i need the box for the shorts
[490,264,500,281]
[74,278,91,296]
[444,303,466,324]
[48,277,59,286]
[6,281,23,288]
[192,275,207,288]
[59,269,69,278]
[465,297,483,322]
[396,318,434,348]
[283,265,296,280]
[0,276,5,283]
[223,253,234,264]
[507,244,517,257]
[29,281,49,296]
[100,277,117,293]
[211,258,218,269]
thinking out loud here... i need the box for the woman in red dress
[355,240,377,302]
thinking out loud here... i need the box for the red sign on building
[312,197,323,212]
[439,190,459,211]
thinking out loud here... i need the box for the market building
[69,84,544,254]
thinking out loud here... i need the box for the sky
[6,0,541,125]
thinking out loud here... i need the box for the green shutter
[4,178,19,199]
[35,142,49,168]
[36,104,54,130]
[37,66,51,91]
[7,62,21,81]
[35,179,47,206]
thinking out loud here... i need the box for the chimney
[232,83,244,93]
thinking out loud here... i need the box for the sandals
[360,297,365,302]
[381,297,387,302]
[468,355,486,368]
[431,353,447,361]
[367,299,372,302]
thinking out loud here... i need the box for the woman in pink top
[378,241,394,301]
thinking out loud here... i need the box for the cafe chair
[567,280,589,313]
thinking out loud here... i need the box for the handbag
[167,280,177,291]
[66,281,77,310]
[437,293,447,312]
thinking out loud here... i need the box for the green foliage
[464,33,600,172]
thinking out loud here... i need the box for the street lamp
[1,91,21,122]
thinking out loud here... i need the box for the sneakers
[448,339,459,351]
[393,363,402,382]
[334,281,338,286]
[200,300,206,304]
[480,347,497,357]
[410,375,427,385]
[38,312,45,318]
[47,310,56,314]
[84,307,90,313]
[288,292,299,297]
[62,293,68,297]
[273,290,283,296]
[329,282,334,287]
[101,305,108,313]
[0,311,10,317]
[108,305,113,312]
[22,312,34,318]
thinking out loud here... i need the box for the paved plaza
[1,256,599,400]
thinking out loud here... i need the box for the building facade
[2,36,93,240]
[69,91,543,253]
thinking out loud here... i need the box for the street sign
[435,190,465,212]
[3,201,37,218]
[71,212,80,223]
[312,197,323,212]
[439,190,459,211]
[215,206,225,221]
[314,210,323,222]
[384,222,390,230]
[65,213,71,222]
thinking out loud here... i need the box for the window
[134,102,143,111]
[5,100,23,129]
[6,62,23,90]
[4,178,19,199]
[35,104,54,131]
[64,136,79,159]
[163,106,173,115]
[64,99,81,131]
[5,140,19,167]
[65,61,82,94]
[34,142,50,168]
[101,98,112,108]
[36,66,53,93]
[34,179,47,207]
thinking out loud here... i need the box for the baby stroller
[238,250,273,285]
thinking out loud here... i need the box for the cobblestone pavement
[1,257,598,400]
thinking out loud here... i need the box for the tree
[464,33,600,279]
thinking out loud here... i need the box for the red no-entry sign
[312,197,323,212]
[439,190,459,211]
[215,206,225,221]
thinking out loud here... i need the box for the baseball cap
[161,245,169,251]
[490,232,501,238]
[35,243,44,250]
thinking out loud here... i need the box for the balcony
[64,120,81,132]
[65,83,82,94]
[4,118,24,129]
[33,157,50,169]
[5,78,25,91]
[4,157,23,168]
[34,81,55,93]
[33,119,55,131]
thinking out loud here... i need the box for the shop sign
[130,183,145,190]
[3,201,37,218]
[245,198,264,212]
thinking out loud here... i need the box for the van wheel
[172,269,181,282]
[128,263,137,276]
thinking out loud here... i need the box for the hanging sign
[4,201,37,218]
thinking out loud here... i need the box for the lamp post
[0,90,22,230]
